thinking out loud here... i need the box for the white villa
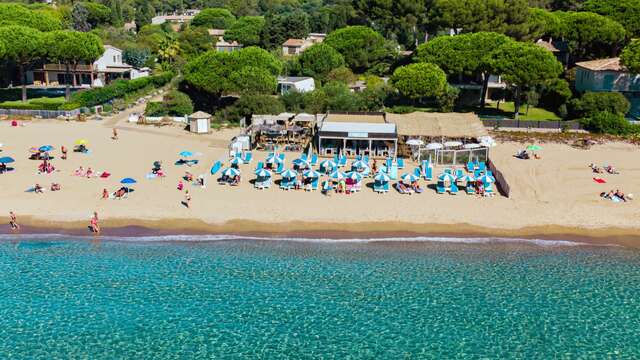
[27,45,148,88]
[277,77,316,94]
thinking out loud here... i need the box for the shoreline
[2,217,639,248]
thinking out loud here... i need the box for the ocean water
[0,235,639,358]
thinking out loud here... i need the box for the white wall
[294,78,315,93]
[94,47,123,71]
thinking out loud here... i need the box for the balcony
[42,64,93,72]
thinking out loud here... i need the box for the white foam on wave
[0,233,619,247]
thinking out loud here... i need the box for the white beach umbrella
[406,139,424,146]
[319,159,337,170]
[479,136,497,148]
[374,172,391,182]
[222,167,240,177]
[477,174,495,184]
[265,153,283,164]
[281,169,298,178]
[460,174,475,182]
[345,171,363,182]
[438,173,456,182]
[351,160,368,169]
[230,157,244,165]
[425,143,443,150]
[329,169,345,180]
[303,169,321,178]
[444,141,463,147]
[255,168,272,177]
[463,143,482,149]
[401,173,419,183]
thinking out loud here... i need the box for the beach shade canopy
[351,160,368,169]
[401,173,419,183]
[292,158,309,167]
[374,172,391,182]
[319,159,337,169]
[120,177,137,184]
[463,143,482,149]
[329,169,345,180]
[477,174,495,184]
[345,171,363,182]
[406,139,424,146]
[39,145,54,152]
[255,168,272,177]
[230,157,244,165]
[75,139,88,146]
[0,156,15,164]
[29,147,40,153]
[265,153,283,164]
[444,141,463,147]
[281,169,298,179]
[438,173,457,182]
[425,143,443,150]
[222,167,241,177]
[303,169,321,178]
[527,145,543,151]
[460,174,475,182]
[179,151,194,158]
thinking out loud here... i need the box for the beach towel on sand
[593,177,606,184]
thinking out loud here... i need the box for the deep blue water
[0,236,639,358]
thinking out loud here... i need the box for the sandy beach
[1,109,639,243]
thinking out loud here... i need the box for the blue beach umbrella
[319,159,337,170]
[351,160,368,170]
[0,156,15,164]
[281,169,298,178]
[401,173,419,183]
[222,167,241,177]
[265,153,282,164]
[438,173,456,182]
[460,174,476,183]
[477,174,495,184]
[39,145,54,152]
[292,158,310,167]
[179,151,194,158]
[230,157,244,165]
[345,171,363,182]
[374,172,390,182]
[303,169,320,178]
[120,177,137,184]
[255,168,272,177]
[329,169,345,180]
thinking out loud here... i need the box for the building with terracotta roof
[282,34,326,56]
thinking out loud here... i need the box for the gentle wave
[0,233,618,247]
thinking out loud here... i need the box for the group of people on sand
[589,163,619,175]
[217,173,240,186]
[601,189,632,202]
[38,159,55,174]
[32,182,62,194]
[515,150,541,160]
[73,166,103,178]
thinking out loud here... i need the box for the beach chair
[242,152,253,163]
[264,178,272,189]
[455,169,464,180]
[425,166,433,181]
[397,158,405,169]
[256,161,264,170]
[338,156,347,167]
[311,178,319,191]
[386,158,393,169]
[363,155,369,164]
[310,153,318,166]
[382,181,390,192]
[389,165,398,180]
[466,185,476,195]
[414,167,422,178]
[353,181,362,192]
[361,167,370,177]
[380,164,388,174]
[280,179,291,190]
[374,180,385,193]
[466,161,474,172]
[210,161,222,175]
[450,183,459,195]
[278,153,286,162]
[484,184,495,196]
[478,162,486,172]
[276,162,284,173]
[437,181,446,194]
[474,170,482,178]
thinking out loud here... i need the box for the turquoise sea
[0,235,639,358]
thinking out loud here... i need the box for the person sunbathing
[230,175,240,186]
[85,167,94,178]
[177,180,184,191]
[184,172,194,182]
[606,165,619,174]
[615,189,627,202]
[50,183,61,191]
[34,183,43,194]
[74,166,85,176]
[398,182,411,194]
[0,163,6,173]
[102,188,109,199]
[411,181,423,193]
[515,150,529,159]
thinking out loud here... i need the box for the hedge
[69,72,174,108]
[0,97,66,110]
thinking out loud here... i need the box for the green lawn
[478,101,561,121]
[0,96,66,110]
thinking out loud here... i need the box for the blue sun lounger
[484,184,494,196]
[414,167,422,178]
[437,181,446,194]
[466,185,476,194]
[310,153,318,166]
[311,178,319,191]
[256,161,264,171]
[388,164,398,180]
[455,169,464,180]
[450,183,459,195]
[478,162,486,172]
[242,152,252,163]
[276,161,284,173]
[338,156,347,167]
[397,158,405,169]
[280,179,293,190]
[210,161,222,175]
[425,166,433,181]
[467,161,474,172]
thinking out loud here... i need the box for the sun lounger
[466,186,476,194]
[338,156,347,167]
[478,162,486,171]
[242,152,252,163]
[450,183,459,195]
[437,182,446,194]
[397,158,405,169]
[414,167,422,178]
[210,161,222,175]
[467,161,474,172]
[361,167,370,177]
[353,182,362,192]
[386,158,392,169]
[389,165,398,180]
[484,185,494,196]
[310,153,318,166]
[311,178,319,191]
[276,162,284,173]
[425,166,433,181]
[256,161,264,170]
[374,180,386,193]
[455,169,464,180]
[322,181,333,193]
[280,179,292,190]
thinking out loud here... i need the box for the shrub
[0,97,66,110]
[144,90,193,116]
[570,92,630,118]
[144,101,165,116]
[580,111,632,135]
[70,72,173,108]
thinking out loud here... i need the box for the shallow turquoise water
[0,237,639,358]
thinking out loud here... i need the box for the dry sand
[1,111,639,242]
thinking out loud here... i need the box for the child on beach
[177,180,184,191]
[182,190,191,208]
[61,146,67,160]
[102,188,109,199]
[90,212,100,233]
[9,211,19,230]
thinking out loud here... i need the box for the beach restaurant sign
[348,132,368,138]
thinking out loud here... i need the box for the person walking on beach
[61,145,67,160]
[90,212,100,233]
[9,211,19,230]
[183,190,191,208]
[112,128,118,141]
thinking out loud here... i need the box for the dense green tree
[81,2,112,29]
[299,43,345,82]
[178,26,214,60]
[620,39,640,74]
[436,84,460,112]
[229,66,278,94]
[123,47,151,68]
[489,41,563,118]
[521,8,563,41]
[0,4,62,32]
[323,81,361,111]
[71,3,91,32]
[559,12,626,62]
[353,0,427,48]
[137,25,172,52]
[582,0,640,38]
[313,2,356,34]
[134,0,155,30]
[164,90,194,115]
[569,92,630,118]
[223,16,265,46]
[217,94,285,122]
[324,26,387,72]
[191,8,236,29]
[303,88,328,114]
[539,78,572,113]
[390,63,447,101]
[0,26,45,102]
[580,111,632,135]
[326,66,357,84]
[44,30,104,100]
[260,11,310,49]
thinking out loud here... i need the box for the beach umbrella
[75,139,88,146]
[438,173,456,182]
[345,171,363,182]
[444,141,463,147]
[463,143,482,149]
[319,159,337,170]
[292,158,309,167]
[281,169,297,179]
[222,167,241,177]
[39,145,54,152]
[255,168,272,177]
[265,153,282,164]
[479,136,496,148]
[329,169,345,180]
[374,172,391,182]
[29,147,40,153]
[527,145,543,151]
[425,143,443,150]
[120,177,137,184]
[406,139,424,146]
[477,174,495,184]
[303,169,321,178]
[401,173,419,183]
[0,156,15,164]
[230,157,244,165]
[178,151,194,158]
[351,160,368,170]
[460,174,475,182]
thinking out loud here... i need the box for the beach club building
[317,112,398,159]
